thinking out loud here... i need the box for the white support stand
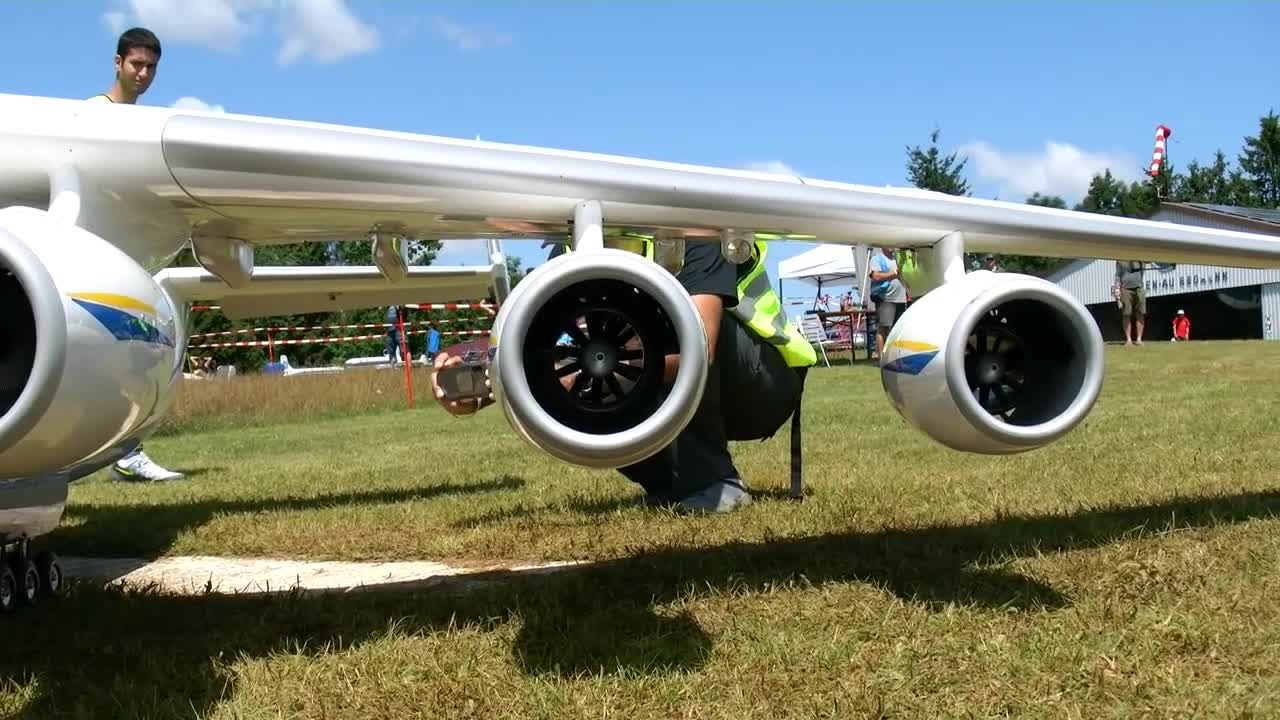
[720,228,755,264]
[47,165,82,224]
[651,229,686,275]
[854,243,873,308]
[370,231,409,283]
[487,238,511,303]
[191,233,254,290]
[573,200,604,252]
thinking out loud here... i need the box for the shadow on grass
[5,488,1280,717]
[50,475,527,558]
[449,486,811,529]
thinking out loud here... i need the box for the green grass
[4,341,1280,718]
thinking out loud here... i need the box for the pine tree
[905,128,971,196]
[1238,109,1280,207]
[1026,193,1067,209]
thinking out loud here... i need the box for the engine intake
[881,270,1104,454]
[0,222,66,464]
[490,248,708,468]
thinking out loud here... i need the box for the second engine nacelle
[880,270,1105,454]
[490,248,708,469]
[0,206,182,478]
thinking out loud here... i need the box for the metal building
[1047,203,1280,341]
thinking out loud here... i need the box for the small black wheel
[15,559,38,607]
[36,551,63,599]
[0,565,15,613]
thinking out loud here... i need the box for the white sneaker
[111,449,185,482]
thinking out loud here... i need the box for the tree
[1124,176,1162,218]
[905,128,971,196]
[1165,150,1256,206]
[331,236,441,267]
[1026,193,1067,209]
[506,256,527,288]
[1074,170,1130,215]
[1238,109,1280,208]
[179,236,455,371]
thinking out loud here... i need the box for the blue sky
[7,1,1277,302]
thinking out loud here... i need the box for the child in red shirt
[1172,310,1191,341]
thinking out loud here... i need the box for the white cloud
[102,10,127,35]
[277,0,379,65]
[102,0,265,54]
[743,161,801,176]
[171,96,226,113]
[101,0,377,64]
[958,140,1140,202]
[431,15,512,50]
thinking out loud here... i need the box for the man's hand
[431,351,491,416]
[662,293,724,383]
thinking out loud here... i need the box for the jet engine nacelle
[490,248,708,469]
[0,207,181,478]
[880,270,1105,454]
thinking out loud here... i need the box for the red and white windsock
[1148,124,1172,177]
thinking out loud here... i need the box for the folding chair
[796,313,849,367]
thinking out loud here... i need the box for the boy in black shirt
[431,241,805,513]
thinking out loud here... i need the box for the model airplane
[3,92,1280,613]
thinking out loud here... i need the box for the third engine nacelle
[490,248,708,469]
[880,270,1105,454]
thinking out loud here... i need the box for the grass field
[4,341,1280,718]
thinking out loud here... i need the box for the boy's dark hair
[117,27,161,59]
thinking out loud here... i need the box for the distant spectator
[424,328,441,362]
[1172,309,1191,341]
[869,247,908,361]
[385,305,407,363]
[1114,260,1148,346]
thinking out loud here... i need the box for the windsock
[1148,124,1172,177]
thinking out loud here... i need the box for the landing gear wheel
[36,551,63,599]
[0,565,15,614]
[14,559,38,607]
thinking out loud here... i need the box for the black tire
[0,565,15,613]
[15,559,38,607]
[36,551,63,599]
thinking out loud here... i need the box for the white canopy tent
[777,243,875,309]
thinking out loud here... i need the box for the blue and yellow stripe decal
[881,339,939,375]
[69,293,173,347]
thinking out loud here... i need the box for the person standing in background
[1114,260,1148,346]
[87,27,160,105]
[868,247,909,361]
[87,27,183,482]
[385,305,408,363]
[1172,309,1191,341]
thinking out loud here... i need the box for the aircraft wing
[3,93,1280,277]
[156,102,1280,269]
